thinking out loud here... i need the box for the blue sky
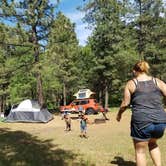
[1,0,91,46]
[55,0,92,46]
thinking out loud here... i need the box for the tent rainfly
[6,99,53,123]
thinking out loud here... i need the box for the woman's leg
[133,139,148,166]
[148,138,161,166]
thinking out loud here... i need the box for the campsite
[0,1,166,166]
[0,110,166,166]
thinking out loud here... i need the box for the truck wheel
[86,108,94,115]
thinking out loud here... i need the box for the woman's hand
[116,113,122,122]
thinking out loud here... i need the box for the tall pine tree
[82,0,138,107]
[46,12,79,106]
[0,0,58,106]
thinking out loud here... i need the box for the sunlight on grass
[0,111,165,166]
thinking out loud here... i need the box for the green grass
[0,117,6,122]
[108,107,118,112]
[0,111,165,166]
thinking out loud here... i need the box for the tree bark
[104,84,109,109]
[138,0,144,60]
[0,96,5,116]
[37,72,44,106]
[32,27,44,107]
[0,97,2,115]
[99,90,102,104]
[63,82,66,106]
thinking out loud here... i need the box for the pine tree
[82,0,138,107]
[0,0,58,106]
[46,12,79,106]
[0,23,35,112]
[132,0,166,79]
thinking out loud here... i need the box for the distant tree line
[0,0,165,112]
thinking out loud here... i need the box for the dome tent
[6,99,53,123]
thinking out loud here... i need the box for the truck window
[80,100,89,105]
[72,101,80,105]
[94,99,97,103]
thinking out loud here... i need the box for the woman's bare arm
[156,78,166,97]
[116,81,133,122]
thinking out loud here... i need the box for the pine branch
[0,41,32,47]
[0,61,36,78]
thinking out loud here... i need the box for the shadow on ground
[70,116,79,120]
[111,156,136,166]
[0,128,94,166]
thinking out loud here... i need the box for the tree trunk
[104,84,109,109]
[138,0,144,60]
[63,82,66,106]
[0,97,2,116]
[99,90,102,104]
[32,28,44,107]
[0,96,5,116]
[37,72,44,106]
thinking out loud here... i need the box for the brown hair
[133,61,150,74]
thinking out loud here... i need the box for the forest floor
[0,109,166,166]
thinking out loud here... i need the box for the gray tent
[6,99,53,123]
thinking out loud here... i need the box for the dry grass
[0,109,166,166]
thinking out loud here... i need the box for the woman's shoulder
[126,79,136,88]
[125,79,137,94]
[153,78,166,96]
[155,78,166,87]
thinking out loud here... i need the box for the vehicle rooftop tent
[6,99,53,123]
[73,89,95,99]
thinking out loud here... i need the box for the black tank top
[131,78,166,130]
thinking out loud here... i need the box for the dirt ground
[0,111,166,166]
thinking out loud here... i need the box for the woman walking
[116,61,166,166]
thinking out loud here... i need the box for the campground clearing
[0,109,166,166]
